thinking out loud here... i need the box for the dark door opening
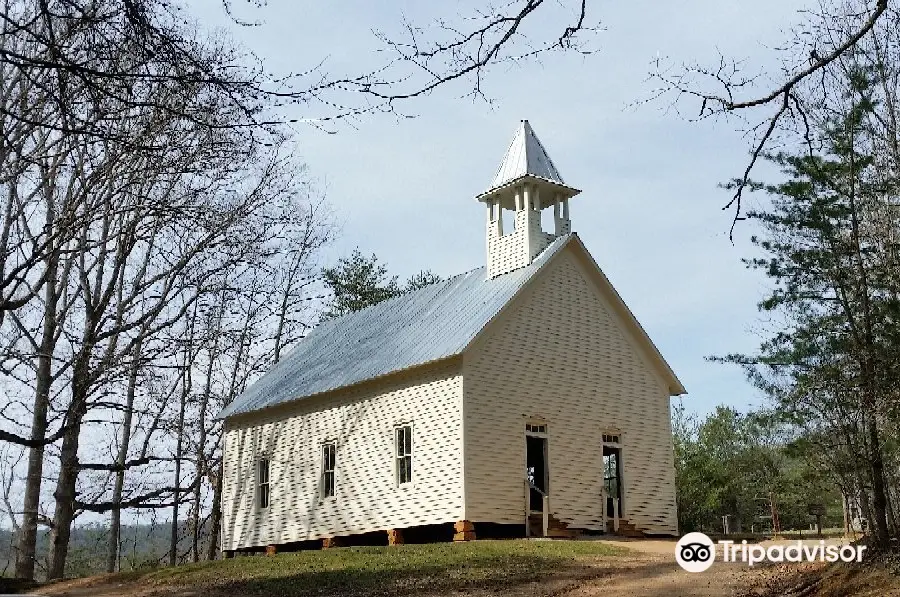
[603,446,622,518]
[526,435,548,512]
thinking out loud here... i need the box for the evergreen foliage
[714,62,900,544]
[321,251,442,318]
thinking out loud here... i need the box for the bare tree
[652,0,892,236]
[0,0,597,138]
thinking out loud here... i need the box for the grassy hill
[35,540,626,597]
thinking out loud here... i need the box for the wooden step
[546,527,580,538]
[606,518,645,538]
[528,513,581,538]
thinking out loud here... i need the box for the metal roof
[487,120,565,193]
[218,234,574,419]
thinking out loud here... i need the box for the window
[602,433,623,516]
[395,425,413,485]
[257,458,270,509]
[321,442,336,499]
[526,423,547,434]
[603,448,621,500]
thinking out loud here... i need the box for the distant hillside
[0,521,209,579]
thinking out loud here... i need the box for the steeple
[488,120,565,190]
[477,121,581,278]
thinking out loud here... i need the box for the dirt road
[580,537,894,597]
[568,539,759,597]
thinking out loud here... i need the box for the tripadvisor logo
[675,532,868,572]
[676,532,715,572]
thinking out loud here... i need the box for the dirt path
[575,539,758,597]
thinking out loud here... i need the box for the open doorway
[603,445,622,518]
[526,431,548,513]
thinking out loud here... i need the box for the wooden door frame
[524,422,549,513]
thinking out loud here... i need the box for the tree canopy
[321,250,442,318]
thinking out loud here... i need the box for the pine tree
[727,65,900,544]
[405,270,443,291]
[321,250,401,318]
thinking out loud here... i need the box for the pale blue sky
[195,0,811,417]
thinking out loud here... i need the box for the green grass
[114,540,625,597]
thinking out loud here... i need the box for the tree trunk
[885,478,899,537]
[46,411,83,580]
[15,300,55,580]
[857,479,873,534]
[206,459,224,561]
[15,203,61,581]
[191,348,215,563]
[190,457,201,563]
[866,413,890,545]
[169,369,188,567]
[169,307,198,567]
[844,130,890,546]
[47,349,91,580]
[106,341,141,573]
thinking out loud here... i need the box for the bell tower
[478,120,581,279]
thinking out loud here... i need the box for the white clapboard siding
[221,359,464,550]
[463,246,678,535]
[487,206,557,278]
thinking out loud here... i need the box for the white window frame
[257,457,270,509]
[395,424,413,486]
[320,441,336,500]
[524,421,549,496]
[525,422,548,436]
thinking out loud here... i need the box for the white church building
[217,121,685,553]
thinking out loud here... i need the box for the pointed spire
[486,120,564,193]
[478,120,581,277]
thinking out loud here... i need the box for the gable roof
[218,234,573,419]
[219,233,686,420]
[487,120,565,193]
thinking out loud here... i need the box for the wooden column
[265,544,277,556]
[322,537,344,549]
[453,520,476,542]
[522,185,533,263]
[387,529,404,546]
